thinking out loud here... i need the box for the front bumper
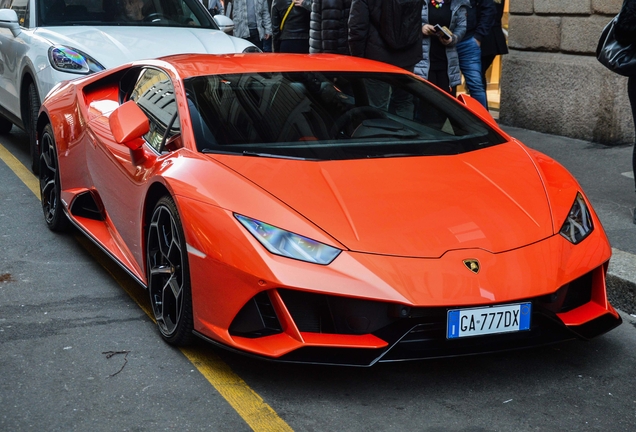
[196,263,621,366]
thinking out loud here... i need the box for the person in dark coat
[271,0,312,52]
[348,0,423,117]
[615,0,636,222]
[309,0,351,54]
[348,0,422,71]
[480,0,508,105]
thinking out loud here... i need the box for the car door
[87,67,181,274]
[0,0,30,120]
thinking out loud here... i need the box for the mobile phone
[434,24,452,40]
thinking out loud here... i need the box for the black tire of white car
[39,123,69,232]
[0,116,12,134]
[27,83,41,175]
[147,196,195,346]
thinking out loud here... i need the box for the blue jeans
[456,37,488,108]
[262,36,272,52]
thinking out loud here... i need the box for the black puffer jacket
[309,0,351,54]
[271,0,312,52]
[348,0,423,70]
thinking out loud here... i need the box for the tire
[26,82,41,175]
[39,124,69,232]
[0,116,12,134]
[147,196,195,346]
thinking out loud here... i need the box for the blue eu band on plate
[447,303,532,339]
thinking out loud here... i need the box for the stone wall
[500,0,633,145]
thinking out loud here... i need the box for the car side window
[11,0,29,27]
[130,68,180,153]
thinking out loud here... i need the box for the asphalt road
[1,126,635,431]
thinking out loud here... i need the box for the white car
[0,0,254,172]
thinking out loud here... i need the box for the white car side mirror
[213,14,234,35]
[0,9,20,37]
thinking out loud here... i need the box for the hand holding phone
[434,24,452,41]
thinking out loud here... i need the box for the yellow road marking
[0,142,293,432]
[0,144,40,197]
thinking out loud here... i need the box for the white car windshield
[37,0,217,28]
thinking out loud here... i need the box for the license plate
[447,303,531,339]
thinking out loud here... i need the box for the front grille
[278,289,396,335]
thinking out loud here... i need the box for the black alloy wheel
[27,82,41,175]
[147,196,194,346]
[39,124,69,232]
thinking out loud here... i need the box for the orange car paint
[38,54,621,361]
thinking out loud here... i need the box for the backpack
[378,0,423,50]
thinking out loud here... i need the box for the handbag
[596,14,636,77]
[280,1,295,31]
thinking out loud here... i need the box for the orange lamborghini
[37,54,621,366]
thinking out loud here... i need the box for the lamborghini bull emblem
[463,259,480,274]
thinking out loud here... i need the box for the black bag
[378,0,423,50]
[596,14,636,77]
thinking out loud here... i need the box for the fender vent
[560,272,593,312]
[229,291,282,338]
[69,191,104,220]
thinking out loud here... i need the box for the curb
[607,248,636,316]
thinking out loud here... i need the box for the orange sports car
[37,54,621,366]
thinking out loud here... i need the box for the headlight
[48,46,105,75]
[235,214,341,265]
[559,193,593,244]
[242,45,262,53]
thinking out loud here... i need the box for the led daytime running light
[235,214,340,265]
[559,193,593,244]
[48,46,105,75]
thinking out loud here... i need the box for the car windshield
[184,72,507,161]
[37,0,216,28]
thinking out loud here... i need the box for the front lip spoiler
[192,310,623,367]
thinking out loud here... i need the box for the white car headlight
[235,214,341,265]
[242,46,262,53]
[559,193,593,244]
[48,46,105,75]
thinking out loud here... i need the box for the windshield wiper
[242,151,312,161]
[366,153,414,158]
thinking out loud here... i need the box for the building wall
[500,0,633,145]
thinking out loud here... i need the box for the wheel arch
[19,67,39,128]
[142,181,173,276]
[36,110,51,143]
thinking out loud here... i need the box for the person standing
[226,0,272,50]
[414,0,469,95]
[263,0,274,51]
[455,0,496,108]
[271,0,312,52]
[309,0,352,54]
[348,0,423,117]
[615,0,636,221]
[480,0,508,106]
[208,0,225,15]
